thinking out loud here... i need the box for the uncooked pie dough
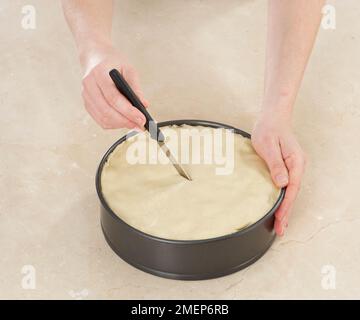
[101,125,280,240]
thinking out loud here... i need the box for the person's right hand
[80,45,149,130]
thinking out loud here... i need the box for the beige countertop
[1,0,359,299]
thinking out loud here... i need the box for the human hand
[79,44,149,130]
[251,112,306,236]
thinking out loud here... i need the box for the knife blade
[158,141,192,180]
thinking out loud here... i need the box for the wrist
[78,39,113,70]
[258,103,293,126]
[260,93,294,123]
[261,86,297,118]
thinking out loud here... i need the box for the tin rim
[96,119,285,245]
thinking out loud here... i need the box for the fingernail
[136,117,145,127]
[133,126,143,132]
[276,174,288,186]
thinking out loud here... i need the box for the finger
[95,72,147,128]
[257,137,289,188]
[274,218,284,236]
[82,80,138,129]
[100,81,146,128]
[275,152,305,223]
[84,92,138,129]
[82,82,108,127]
[142,98,150,108]
[82,92,106,128]
[274,204,292,236]
[121,66,149,107]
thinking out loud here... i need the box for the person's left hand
[251,111,306,236]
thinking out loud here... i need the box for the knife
[109,69,192,181]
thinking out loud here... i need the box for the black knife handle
[109,69,164,141]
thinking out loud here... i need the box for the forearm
[61,0,114,65]
[263,0,325,119]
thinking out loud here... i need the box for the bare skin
[62,0,324,235]
[252,0,324,235]
[61,0,147,130]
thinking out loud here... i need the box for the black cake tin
[96,119,285,280]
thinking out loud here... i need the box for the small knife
[109,69,192,181]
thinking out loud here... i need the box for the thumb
[130,82,149,108]
[262,142,289,188]
[122,67,149,108]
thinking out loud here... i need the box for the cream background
[1,0,359,299]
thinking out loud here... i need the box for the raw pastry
[101,125,280,240]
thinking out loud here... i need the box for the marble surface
[1,0,359,299]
